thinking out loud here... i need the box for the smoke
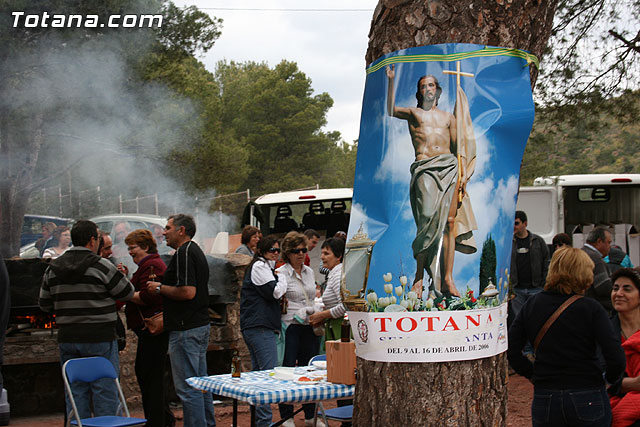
[1,30,236,240]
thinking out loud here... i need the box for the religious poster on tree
[343,43,538,362]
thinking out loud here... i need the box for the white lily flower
[391,296,397,304]
[367,292,378,304]
[383,272,392,282]
[395,286,403,297]
[378,297,389,308]
[408,291,418,301]
[400,300,409,309]
[399,275,408,286]
[425,298,434,309]
[384,283,393,294]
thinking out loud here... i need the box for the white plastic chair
[62,356,146,427]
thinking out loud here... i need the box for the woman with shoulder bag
[239,235,286,427]
[508,247,625,427]
[277,231,324,427]
[123,229,175,427]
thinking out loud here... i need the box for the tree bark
[355,353,509,426]
[366,0,559,88]
[354,1,558,425]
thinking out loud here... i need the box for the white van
[515,174,640,265]
[242,188,353,238]
[241,188,352,282]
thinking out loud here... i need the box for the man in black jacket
[510,211,550,319]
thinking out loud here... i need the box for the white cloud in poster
[452,174,519,276]
[373,119,414,184]
[348,202,388,241]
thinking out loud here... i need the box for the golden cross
[442,61,474,204]
[442,61,474,89]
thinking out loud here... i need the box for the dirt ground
[9,374,532,426]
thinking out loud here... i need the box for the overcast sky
[175,0,379,143]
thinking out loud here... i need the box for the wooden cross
[443,61,474,204]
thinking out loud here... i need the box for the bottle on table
[231,350,241,378]
[341,314,351,342]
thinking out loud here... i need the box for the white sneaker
[304,418,327,427]
[281,419,296,427]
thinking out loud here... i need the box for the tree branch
[608,29,640,54]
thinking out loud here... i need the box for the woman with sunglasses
[239,235,286,427]
[277,231,324,427]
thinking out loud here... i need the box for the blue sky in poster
[347,44,535,303]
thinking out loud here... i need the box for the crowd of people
[34,206,640,426]
[30,214,350,427]
[239,227,349,427]
[39,214,214,427]
[508,210,640,427]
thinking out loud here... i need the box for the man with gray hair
[581,226,613,312]
[147,214,215,427]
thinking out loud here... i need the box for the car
[21,214,72,247]
[20,213,170,259]
[90,214,167,239]
[89,213,170,252]
[89,214,172,274]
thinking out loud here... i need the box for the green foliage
[521,90,640,183]
[479,234,497,295]
[211,60,356,194]
[155,2,222,56]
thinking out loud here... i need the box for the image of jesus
[386,64,476,298]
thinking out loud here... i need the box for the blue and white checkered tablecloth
[187,370,354,406]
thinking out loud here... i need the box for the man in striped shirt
[39,220,134,419]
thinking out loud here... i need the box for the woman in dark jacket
[240,235,286,427]
[508,247,625,427]
[124,229,174,427]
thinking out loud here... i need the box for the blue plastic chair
[308,354,353,426]
[319,405,353,424]
[62,357,147,427]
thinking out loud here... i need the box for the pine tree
[479,234,497,295]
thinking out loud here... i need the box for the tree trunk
[366,0,558,88]
[354,1,558,425]
[0,110,44,258]
[355,353,509,426]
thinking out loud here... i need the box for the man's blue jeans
[512,287,543,318]
[169,324,216,427]
[242,327,278,427]
[532,386,611,426]
[59,340,120,419]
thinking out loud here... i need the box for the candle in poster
[343,44,537,362]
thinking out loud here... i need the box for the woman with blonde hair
[508,247,625,427]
